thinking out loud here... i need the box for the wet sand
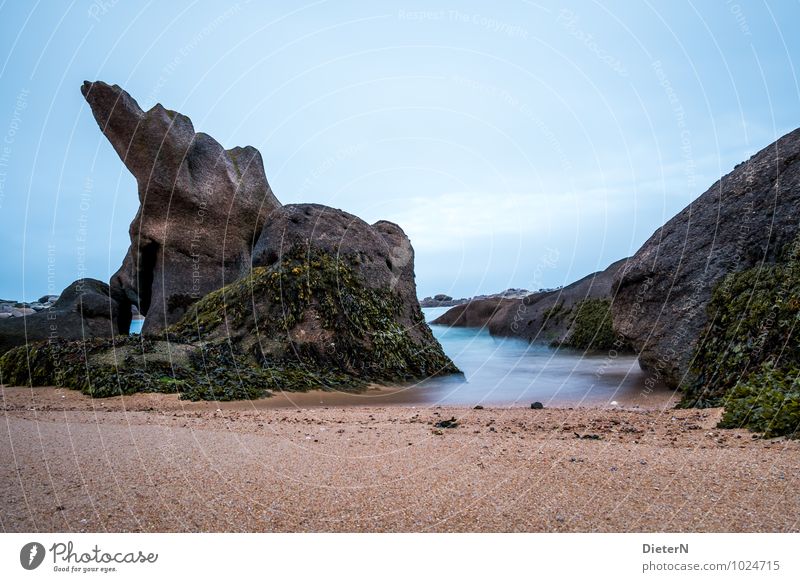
[1,386,798,532]
[205,378,680,410]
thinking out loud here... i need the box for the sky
[0,0,799,301]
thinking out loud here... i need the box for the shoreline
[0,380,681,412]
[2,385,798,532]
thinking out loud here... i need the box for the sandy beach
[1,385,798,533]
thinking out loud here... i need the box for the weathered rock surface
[432,259,627,348]
[432,296,516,329]
[0,279,120,356]
[612,128,800,387]
[1,82,458,396]
[170,203,458,381]
[81,80,280,334]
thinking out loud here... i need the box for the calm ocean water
[413,307,648,407]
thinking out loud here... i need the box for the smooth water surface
[406,307,648,407]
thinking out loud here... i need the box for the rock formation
[612,128,800,387]
[0,82,458,396]
[81,80,280,334]
[432,295,515,329]
[419,288,529,308]
[0,295,58,319]
[0,279,120,356]
[432,258,628,350]
[170,203,458,381]
[419,294,468,308]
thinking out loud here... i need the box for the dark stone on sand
[434,417,460,429]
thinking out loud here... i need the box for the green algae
[682,240,800,437]
[561,298,619,351]
[170,246,459,382]
[717,364,800,438]
[0,336,363,400]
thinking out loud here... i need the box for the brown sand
[1,386,798,532]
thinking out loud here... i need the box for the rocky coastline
[432,258,628,352]
[1,81,798,438]
[431,128,800,437]
[419,288,530,308]
[0,81,459,397]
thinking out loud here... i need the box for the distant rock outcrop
[431,295,515,328]
[432,259,627,350]
[420,288,529,308]
[419,294,467,308]
[0,279,120,356]
[612,128,800,387]
[0,296,58,319]
[81,80,281,334]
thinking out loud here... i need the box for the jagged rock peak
[81,80,281,333]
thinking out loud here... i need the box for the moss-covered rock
[0,243,458,400]
[170,244,459,383]
[718,364,800,438]
[0,336,177,398]
[561,298,621,351]
[682,239,800,437]
[0,335,363,400]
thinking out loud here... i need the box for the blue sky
[0,0,798,301]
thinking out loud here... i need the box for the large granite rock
[612,128,800,387]
[169,203,458,381]
[432,259,627,349]
[81,80,280,334]
[1,82,458,397]
[0,279,120,356]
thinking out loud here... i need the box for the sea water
[411,307,648,407]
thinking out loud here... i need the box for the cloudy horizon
[1,1,798,301]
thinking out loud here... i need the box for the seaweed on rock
[560,298,620,351]
[0,247,458,400]
[682,239,800,437]
[169,246,459,382]
[0,336,184,398]
[0,336,363,401]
